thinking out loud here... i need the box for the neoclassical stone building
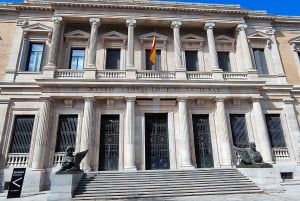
[0,0,300,192]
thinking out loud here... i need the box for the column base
[83,68,96,79]
[42,66,56,79]
[126,69,136,80]
[212,69,223,80]
[175,69,187,80]
[179,164,195,170]
[246,69,258,80]
[124,166,137,172]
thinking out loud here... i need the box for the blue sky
[0,0,299,16]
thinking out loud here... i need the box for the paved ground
[0,183,299,201]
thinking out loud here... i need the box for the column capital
[204,22,215,30]
[177,97,187,102]
[84,97,95,102]
[125,97,136,102]
[89,17,100,26]
[171,20,182,29]
[126,19,136,27]
[215,97,225,102]
[236,23,247,32]
[52,16,62,24]
[266,29,275,36]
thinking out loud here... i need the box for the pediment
[181,34,204,42]
[139,32,168,41]
[289,36,300,44]
[215,35,235,43]
[64,30,90,39]
[247,31,270,40]
[99,31,127,40]
[23,23,52,33]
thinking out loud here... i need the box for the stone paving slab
[0,184,299,201]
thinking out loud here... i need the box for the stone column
[283,99,300,164]
[87,18,100,68]
[172,21,186,80]
[215,98,232,166]
[43,16,62,78]
[31,99,51,169]
[125,19,137,79]
[178,98,194,169]
[236,24,254,71]
[204,22,219,70]
[252,98,273,163]
[124,97,137,171]
[80,97,94,171]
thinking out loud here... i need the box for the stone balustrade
[55,70,85,78]
[97,70,126,79]
[186,72,213,80]
[137,71,176,80]
[53,152,65,166]
[223,72,248,80]
[272,147,290,160]
[6,153,29,167]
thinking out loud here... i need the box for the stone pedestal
[238,168,283,192]
[47,172,83,201]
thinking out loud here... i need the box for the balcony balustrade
[137,70,176,80]
[6,153,29,168]
[53,152,65,166]
[223,72,248,80]
[54,69,85,78]
[97,70,126,79]
[186,72,213,80]
[272,147,290,160]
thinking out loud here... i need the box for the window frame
[69,48,86,70]
[145,49,162,70]
[25,42,45,72]
[217,51,231,72]
[252,48,269,74]
[105,48,121,70]
[265,114,287,148]
[184,50,199,71]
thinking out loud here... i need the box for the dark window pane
[55,115,78,152]
[70,48,85,70]
[265,114,286,148]
[106,49,121,70]
[26,43,44,72]
[217,52,231,71]
[298,52,300,62]
[185,51,199,71]
[253,48,268,74]
[9,115,35,153]
[230,114,249,148]
[146,49,161,70]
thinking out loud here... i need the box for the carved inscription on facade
[88,87,221,93]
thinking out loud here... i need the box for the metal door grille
[9,115,35,153]
[192,114,214,168]
[230,114,249,148]
[145,113,169,170]
[55,115,78,152]
[265,114,286,147]
[99,115,119,171]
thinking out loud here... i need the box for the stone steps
[72,169,262,200]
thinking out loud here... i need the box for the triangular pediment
[64,30,90,39]
[23,23,52,33]
[139,32,168,41]
[215,35,235,43]
[289,36,300,44]
[181,34,204,42]
[100,31,127,40]
[247,31,269,40]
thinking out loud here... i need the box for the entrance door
[192,114,214,168]
[145,113,169,170]
[99,115,119,171]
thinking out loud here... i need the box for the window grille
[229,114,249,148]
[9,115,35,153]
[55,115,78,152]
[265,114,286,148]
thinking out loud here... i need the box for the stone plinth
[238,168,283,192]
[47,172,83,201]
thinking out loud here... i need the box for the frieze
[88,87,221,94]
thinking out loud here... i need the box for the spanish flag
[149,36,156,66]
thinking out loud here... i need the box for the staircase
[72,169,262,200]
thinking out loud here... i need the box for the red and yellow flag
[149,36,156,65]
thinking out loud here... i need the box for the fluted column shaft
[80,97,94,171]
[178,98,193,168]
[87,18,100,68]
[252,98,273,163]
[126,19,136,69]
[31,99,51,169]
[215,98,232,166]
[171,21,183,70]
[284,99,300,163]
[124,97,137,170]
[236,24,254,71]
[47,16,62,67]
[204,23,219,70]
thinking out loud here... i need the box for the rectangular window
[185,51,199,71]
[69,48,85,70]
[217,52,231,72]
[298,52,300,62]
[229,114,249,148]
[265,114,286,148]
[55,115,78,152]
[106,48,121,70]
[253,48,268,74]
[146,49,161,70]
[26,43,44,72]
[9,115,35,153]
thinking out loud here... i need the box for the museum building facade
[0,0,300,191]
